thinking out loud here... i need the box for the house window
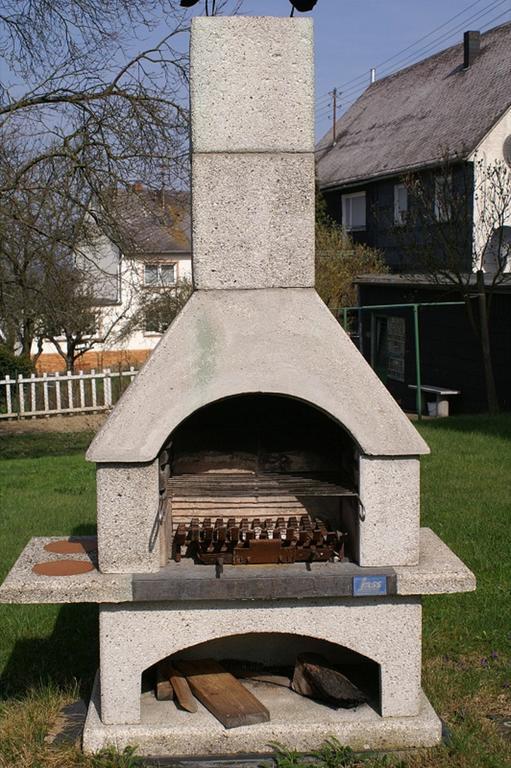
[144,313,167,335]
[394,184,408,225]
[504,135,511,168]
[483,226,511,272]
[144,263,176,287]
[342,191,366,231]
[434,175,452,222]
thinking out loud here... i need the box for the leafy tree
[115,277,193,341]
[315,192,388,314]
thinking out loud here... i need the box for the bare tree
[398,156,511,414]
[0,147,80,358]
[36,255,137,372]
[1,0,325,370]
[0,0,248,242]
[0,0,246,368]
[0,145,135,370]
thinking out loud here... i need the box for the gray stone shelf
[131,561,398,602]
[0,528,475,605]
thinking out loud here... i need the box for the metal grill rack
[167,473,357,498]
[172,513,347,566]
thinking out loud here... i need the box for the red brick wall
[35,349,152,374]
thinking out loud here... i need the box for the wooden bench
[408,384,460,417]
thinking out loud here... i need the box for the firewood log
[291,653,367,708]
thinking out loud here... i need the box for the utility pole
[331,87,338,146]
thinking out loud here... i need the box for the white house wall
[469,103,511,270]
[32,243,192,362]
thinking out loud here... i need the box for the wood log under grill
[172,513,346,565]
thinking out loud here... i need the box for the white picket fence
[0,367,139,419]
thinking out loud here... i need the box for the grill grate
[172,513,347,565]
[167,473,356,498]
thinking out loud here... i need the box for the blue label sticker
[353,575,388,597]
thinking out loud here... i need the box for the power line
[375,0,509,78]
[331,0,510,107]
[478,6,511,31]
[345,0,506,97]
[368,0,507,78]
[316,0,511,134]
[335,0,501,93]
[332,0,508,101]
[324,5,511,132]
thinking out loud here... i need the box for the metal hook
[357,495,366,522]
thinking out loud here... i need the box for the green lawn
[0,417,510,768]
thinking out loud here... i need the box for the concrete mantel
[0,530,476,604]
[87,289,429,463]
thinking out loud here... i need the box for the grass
[0,431,97,703]
[0,416,510,767]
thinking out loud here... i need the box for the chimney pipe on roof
[463,30,480,68]
[370,67,376,84]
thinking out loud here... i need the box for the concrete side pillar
[190,16,315,290]
[379,603,422,717]
[358,456,420,567]
[96,461,160,574]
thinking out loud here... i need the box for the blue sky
[173,0,511,140]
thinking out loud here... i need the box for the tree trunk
[65,336,76,373]
[67,349,76,373]
[476,270,499,415]
[21,319,33,358]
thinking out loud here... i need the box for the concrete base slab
[82,673,442,757]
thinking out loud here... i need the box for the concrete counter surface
[0,536,132,604]
[394,527,476,595]
[0,528,475,605]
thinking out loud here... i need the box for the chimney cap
[463,30,481,69]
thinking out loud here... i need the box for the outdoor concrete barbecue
[0,16,476,759]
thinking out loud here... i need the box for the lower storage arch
[98,599,421,725]
[142,632,382,718]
